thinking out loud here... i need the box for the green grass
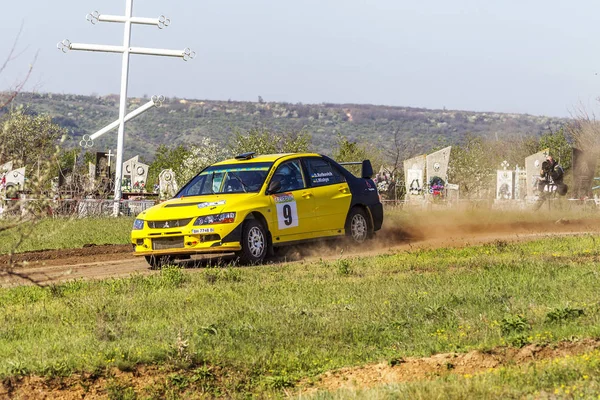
[0,216,134,254]
[2,234,600,397]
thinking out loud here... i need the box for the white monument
[525,149,549,200]
[1,161,13,173]
[2,167,26,194]
[496,161,514,200]
[426,146,451,198]
[426,146,451,186]
[403,154,426,201]
[159,169,179,199]
[122,156,149,192]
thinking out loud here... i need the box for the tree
[0,110,65,283]
[332,134,370,163]
[148,144,190,190]
[537,127,571,170]
[1,108,67,171]
[332,134,384,192]
[0,32,61,285]
[447,135,496,199]
[566,105,600,181]
[567,103,600,154]
[383,127,419,200]
[229,127,311,156]
[178,138,229,185]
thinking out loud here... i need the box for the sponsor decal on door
[273,192,299,230]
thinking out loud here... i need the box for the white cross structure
[58,0,195,215]
[105,149,115,166]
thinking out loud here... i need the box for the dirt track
[2,217,600,287]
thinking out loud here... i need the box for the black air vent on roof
[235,152,256,160]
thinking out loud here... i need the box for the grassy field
[2,231,600,397]
[0,216,134,254]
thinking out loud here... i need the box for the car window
[177,162,273,196]
[181,173,213,196]
[270,160,305,193]
[305,158,346,187]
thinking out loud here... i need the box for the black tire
[345,207,372,244]
[145,255,174,270]
[236,219,268,265]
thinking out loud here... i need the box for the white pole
[59,1,194,217]
[90,98,157,140]
[67,44,192,58]
[113,0,134,217]
[69,43,125,53]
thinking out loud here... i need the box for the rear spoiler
[338,160,373,180]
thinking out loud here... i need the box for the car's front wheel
[236,219,268,264]
[345,207,372,244]
[145,255,174,270]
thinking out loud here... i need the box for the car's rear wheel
[145,255,174,270]
[236,219,267,264]
[345,207,372,244]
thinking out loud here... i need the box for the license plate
[152,236,184,250]
[192,228,215,234]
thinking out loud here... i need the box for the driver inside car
[273,164,303,192]
[225,177,243,192]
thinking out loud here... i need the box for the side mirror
[361,160,373,179]
[266,179,281,194]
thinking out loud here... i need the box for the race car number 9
[273,193,299,230]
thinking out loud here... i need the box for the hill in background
[9,92,566,162]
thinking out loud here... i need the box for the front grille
[148,218,193,229]
[152,236,184,250]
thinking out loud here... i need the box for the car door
[267,159,316,242]
[303,157,352,233]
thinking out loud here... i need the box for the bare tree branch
[0,22,24,75]
[567,101,600,153]
[0,23,36,109]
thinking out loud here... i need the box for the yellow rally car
[131,152,383,268]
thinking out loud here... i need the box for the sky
[1,0,599,118]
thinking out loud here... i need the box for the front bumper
[131,220,243,256]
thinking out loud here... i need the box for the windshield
[176,162,273,197]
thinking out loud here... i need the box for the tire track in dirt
[297,339,600,395]
[2,218,600,287]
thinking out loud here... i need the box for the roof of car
[213,153,321,165]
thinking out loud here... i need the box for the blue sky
[1,0,599,117]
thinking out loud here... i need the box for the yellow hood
[138,193,260,221]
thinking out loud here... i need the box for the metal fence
[2,197,599,219]
[0,199,157,218]
[381,197,600,212]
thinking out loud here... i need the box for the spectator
[537,155,567,196]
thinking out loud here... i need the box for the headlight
[194,212,236,226]
[132,219,145,230]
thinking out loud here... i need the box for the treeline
[5,92,566,162]
[0,101,578,202]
